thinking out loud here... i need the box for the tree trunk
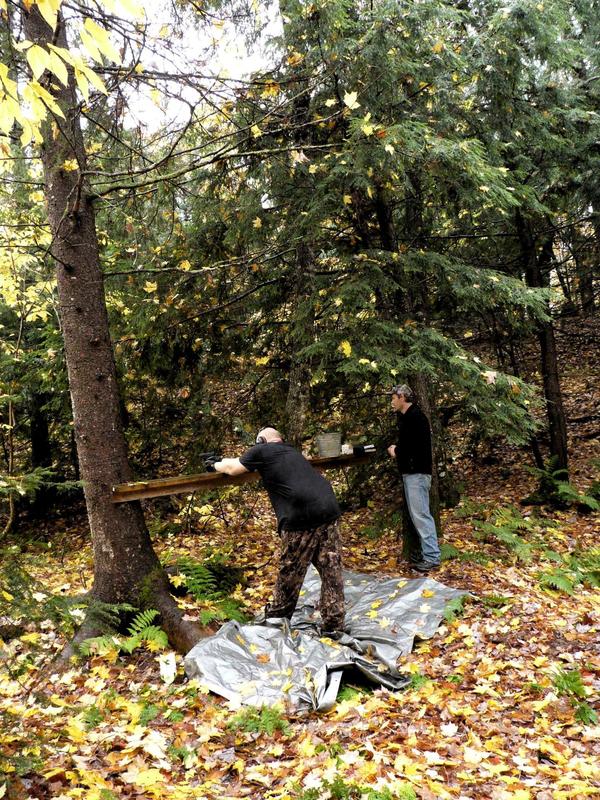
[515,211,569,474]
[374,178,442,544]
[577,211,598,314]
[401,173,442,530]
[23,6,202,654]
[284,244,314,446]
[277,7,315,446]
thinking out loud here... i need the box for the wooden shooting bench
[111,452,374,503]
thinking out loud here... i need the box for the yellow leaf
[178,259,191,271]
[343,90,360,110]
[432,40,445,53]
[122,767,165,788]
[102,0,144,17]
[325,98,336,107]
[255,356,269,365]
[253,216,262,228]
[287,51,304,67]
[261,82,279,98]
[2,590,14,602]
[35,0,62,31]
[79,64,107,95]
[74,67,90,102]
[79,28,103,63]
[25,80,65,120]
[251,123,262,138]
[20,632,41,643]
[62,159,79,172]
[48,50,68,86]
[144,281,157,293]
[83,18,121,63]
[66,718,87,743]
[150,88,161,106]
[339,340,352,357]
[422,589,435,598]
[343,194,352,205]
[297,735,316,757]
[26,44,52,80]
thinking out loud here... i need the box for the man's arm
[214,457,249,476]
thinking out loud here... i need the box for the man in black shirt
[387,384,441,573]
[212,427,345,633]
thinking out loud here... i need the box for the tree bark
[515,211,569,474]
[401,172,442,530]
[374,178,442,545]
[23,6,202,653]
[284,243,314,446]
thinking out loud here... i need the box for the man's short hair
[392,384,414,402]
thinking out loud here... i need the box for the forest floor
[1,316,599,800]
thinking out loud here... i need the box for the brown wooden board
[111,453,374,503]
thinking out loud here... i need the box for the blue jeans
[402,473,440,565]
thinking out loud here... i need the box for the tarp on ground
[184,566,466,711]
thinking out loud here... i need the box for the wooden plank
[111,452,373,503]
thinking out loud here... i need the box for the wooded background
[1,0,598,651]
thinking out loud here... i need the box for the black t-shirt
[395,404,433,475]
[239,442,341,532]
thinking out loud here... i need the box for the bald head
[257,427,283,443]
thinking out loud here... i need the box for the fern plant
[524,458,599,511]
[443,595,467,622]
[538,549,600,595]
[552,668,597,726]
[175,557,218,600]
[172,554,248,625]
[228,705,291,736]
[0,550,83,637]
[79,608,168,657]
[121,608,168,653]
[293,775,416,799]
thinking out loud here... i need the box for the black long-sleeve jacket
[395,404,433,475]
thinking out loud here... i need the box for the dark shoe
[320,622,351,640]
[411,561,440,573]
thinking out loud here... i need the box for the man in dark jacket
[387,384,441,572]
[212,427,345,634]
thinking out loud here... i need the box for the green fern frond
[538,569,575,595]
[574,701,598,726]
[78,635,120,656]
[175,557,218,600]
[440,542,460,561]
[552,668,587,699]
[444,595,467,622]
[127,608,159,636]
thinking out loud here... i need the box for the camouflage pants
[269,519,345,631]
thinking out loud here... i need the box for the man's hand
[387,445,397,458]
[215,457,249,476]
[204,454,221,472]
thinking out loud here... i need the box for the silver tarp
[184,566,466,711]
